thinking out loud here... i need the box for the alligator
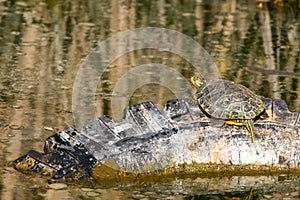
[13,97,300,182]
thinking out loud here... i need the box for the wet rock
[263,194,272,199]
[9,124,23,130]
[48,183,67,190]
[81,188,93,192]
[87,191,99,197]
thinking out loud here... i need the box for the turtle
[190,76,265,143]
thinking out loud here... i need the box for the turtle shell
[193,79,265,119]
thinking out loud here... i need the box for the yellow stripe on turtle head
[190,76,205,88]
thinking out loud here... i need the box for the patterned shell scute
[194,79,264,119]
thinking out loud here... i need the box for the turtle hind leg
[245,119,255,143]
[225,119,255,143]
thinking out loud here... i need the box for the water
[1,0,300,199]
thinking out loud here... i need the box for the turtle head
[190,76,205,88]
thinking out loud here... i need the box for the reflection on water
[0,0,300,199]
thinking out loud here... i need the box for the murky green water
[1,0,300,199]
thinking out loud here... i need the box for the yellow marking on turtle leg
[225,119,255,143]
[245,119,255,143]
[225,120,244,126]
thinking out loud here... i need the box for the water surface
[1,0,300,199]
